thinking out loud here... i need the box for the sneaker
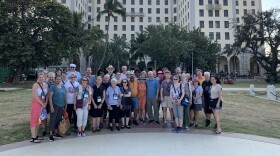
[82,131,86,137]
[77,132,82,137]
[54,134,63,139]
[121,125,125,129]
[171,121,175,128]
[133,120,139,126]
[48,135,54,142]
[162,122,167,128]
[96,128,101,132]
[155,121,160,125]
[189,123,194,128]
[172,127,179,132]
[176,127,183,133]
[205,120,211,127]
[149,120,154,123]
[184,126,190,131]
[109,126,114,131]
[195,124,198,128]
[126,125,131,129]
[42,131,47,137]
[116,126,120,131]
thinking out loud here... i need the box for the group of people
[30,64,223,143]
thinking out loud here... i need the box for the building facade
[57,0,264,76]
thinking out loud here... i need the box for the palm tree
[105,36,129,71]
[130,31,149,69]
[97,0,126,70]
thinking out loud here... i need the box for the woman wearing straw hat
[106,65,116,80]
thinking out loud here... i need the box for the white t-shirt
[210,84,222,99]
[120,73,127,80]
[64,81,80,104]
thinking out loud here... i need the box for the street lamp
[192,50,194,80]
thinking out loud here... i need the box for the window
[208,0,212,4]
[224,21,229,28]
[156,17,160,22]
[208,10,213,17]
[200,21,205,28]
[97,0,100,4]
[148,0,152,5]
[131,0,135,5]
[199,0,204,5]
[209,21,214,28]
[224,10,228,17]
[165,8,168,14]
[131,17,135,22]
[225,32,230,40]
[174,0,177,4]
[201,32,205,36]
[216,32,221,40]
[244,9,247,14]
[61,0,66,4]
[139,25,144,31]
[114,25,118,31]
[174,8,177,13]
[122,34,126,39]
[122,25,126,31]
[131,34,135,40]
[237,17,240,23]
[165,17,169,22]
[199,9,204,17]
[96,25,100,29]
[236,0,239,6]
[122,17,126,22]
[251,1,255,6]
[148,8,152,14]
[131,8,135,13]
[139,8,143,13]
[131,25,135,31]
[165,0,168,5]
[209,32,214,39]
[215,10,219,17]
[156,0,160,5]
[218,44,221,51]
[252,9,255,14]
[123,0,126,5]
[174,16,177,22]
[243,0,247,6]
[223,0,228,6]
[156,8,160,14]
[114,34,118,38]
[215,0,219,4]
[140,17,143,22]
[105,25,108,31]
[236,9,239,14]
[88,15,91,21]
[215,21,220,28]
[140,0,143,5]
[97,7,100,13]
[105,16,109,22]
[114,17,118,22]
[148,17,152,22]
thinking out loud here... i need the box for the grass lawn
[0,89,280,145]
[222,81,280,88]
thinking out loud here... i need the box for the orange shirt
[198,76,205,86]
[138,82,146,98]
[129,79,138,97]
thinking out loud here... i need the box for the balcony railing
[126,12,145,17]
[206,4,222,10]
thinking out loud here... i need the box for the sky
[262,0,279,10]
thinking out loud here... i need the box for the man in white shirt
[66,64,82,82]
[120,66,127,80]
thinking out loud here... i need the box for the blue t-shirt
[146,78,160,99]
[49,85,66,107]
[192,85,203,104]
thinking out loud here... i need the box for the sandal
[214,130,222,135]
[36,136,44,140]
[126,125,131,129]
[30,138,41,143]
[121,125,125,129]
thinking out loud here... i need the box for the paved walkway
[1,128,280,156]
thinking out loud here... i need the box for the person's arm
[188,82,192,104]
[156,80,160,100]
[197,87,203,101]
[124,91,132,97]
[64,90,67,111]
[74,91,78,111]
[179,87,185,102]
[160,87,164,101]
[49,91,54,113]
[32,84,44,106]
[217,86,222,108]
[170,86,175,103]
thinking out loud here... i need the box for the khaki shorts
[161,96,173,108]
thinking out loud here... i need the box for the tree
[105,36,129,71]
[96,0,126,71]
[0,0,76,82]
[130,31,149,69]
[225,9,280,82]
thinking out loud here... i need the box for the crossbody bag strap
[37,82,45,96]
[70,81,76,89]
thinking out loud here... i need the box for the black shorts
[209,98,223,110]
[120,109,131,118]
[204,99,213,114]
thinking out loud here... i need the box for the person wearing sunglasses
[48,75,67,141]
[189,78,203,128]
[74,76,92,137]
[66,64,82,82]
[64,73,79,132]
[170,75,185,133]
[120,79,132,129]
[180,73,192,130]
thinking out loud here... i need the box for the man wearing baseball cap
[67,64,82,82]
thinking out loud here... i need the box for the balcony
[206,4,222,10]
[126,12,145,17]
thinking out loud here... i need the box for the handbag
[63,110,68,119]
[76,86,87,108]
[58,118,71,136]
[175,84,190,107]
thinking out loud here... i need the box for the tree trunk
[79,47,87,75]
[98,16,111,70]
[13,66,24,83]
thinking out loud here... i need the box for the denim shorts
[131,97,139,110]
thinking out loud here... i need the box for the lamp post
[192,50,194,80]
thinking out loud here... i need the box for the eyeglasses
[70,77,75,78]
[173,79,178,80]
[82,79,88,81]
[122,82,127,83]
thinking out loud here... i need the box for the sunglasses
[70,77,75,78]
[173,79,178,80]
[82,79,88,81]
[122,82,127,83]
